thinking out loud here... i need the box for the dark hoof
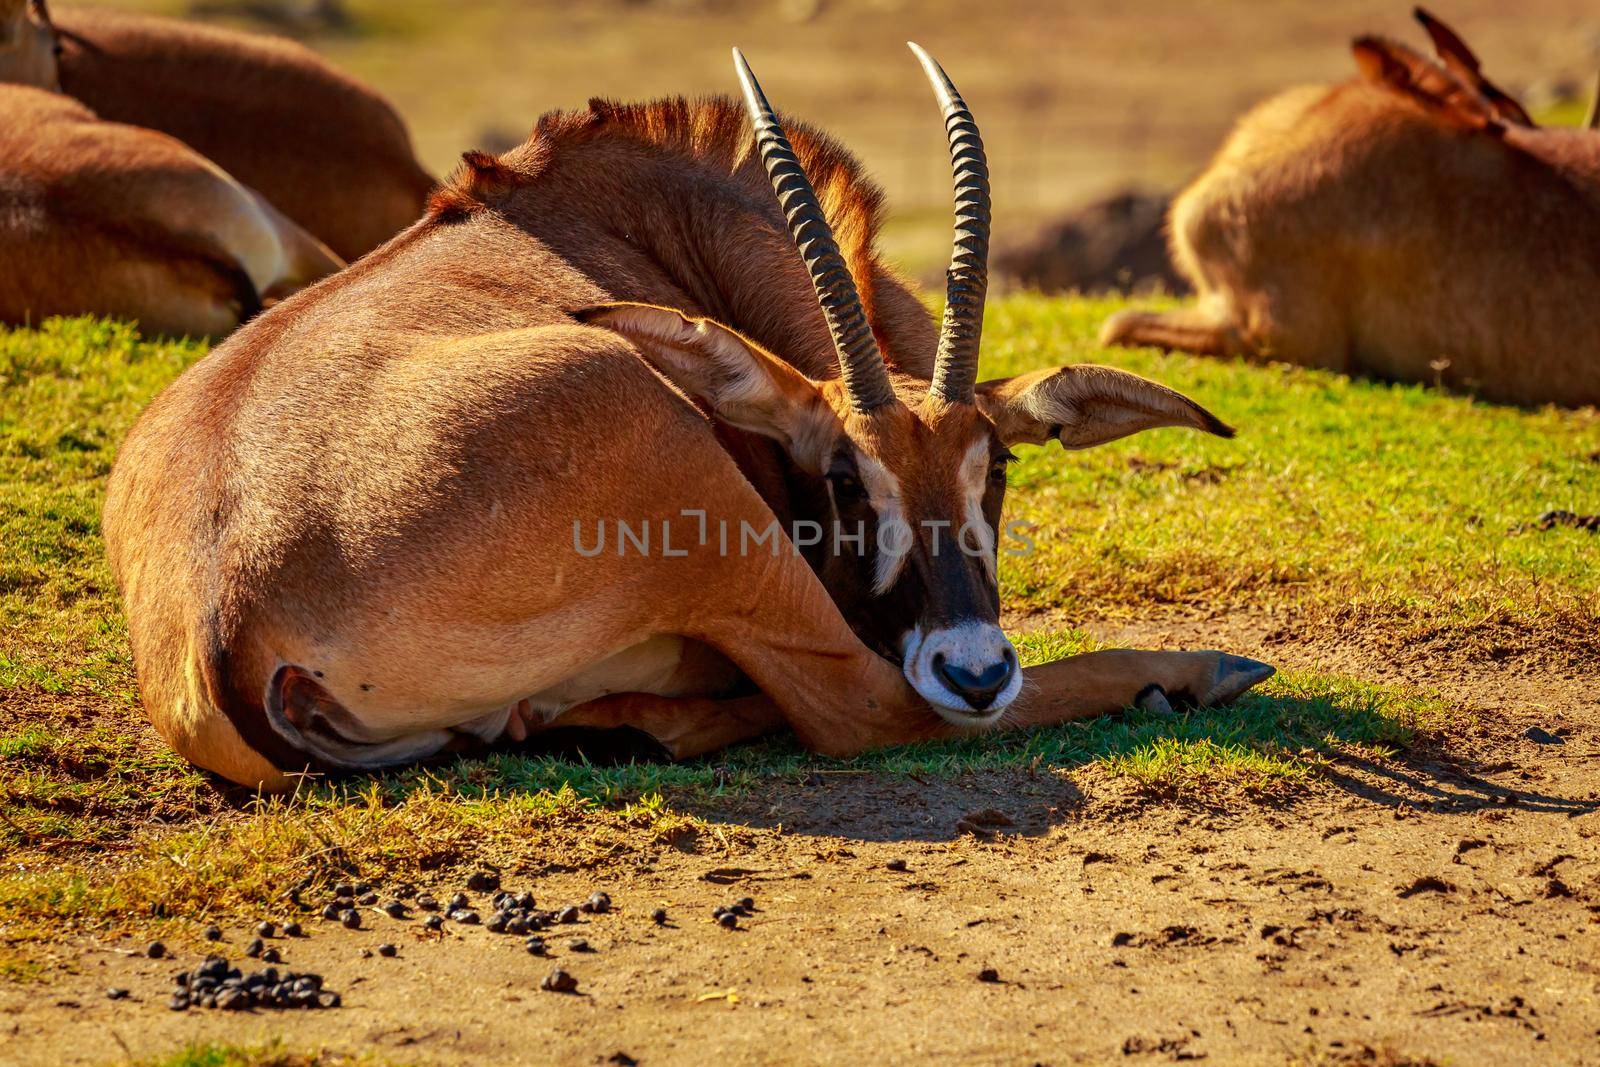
[1203,654,1275,706]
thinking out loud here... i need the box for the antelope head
[580,46,1232,725]
[0,0,57,91]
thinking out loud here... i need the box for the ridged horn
[732,48,897,413]
[909,42,991,405]
[1586,70,1600,130]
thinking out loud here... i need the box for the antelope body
[0,81,341,336]
[1102,9,1600,408]
[104,47,1272,792]
[50,4,434,260]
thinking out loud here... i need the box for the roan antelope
[1101,8,1600,408]
[47,3,435,261]
[103,46,1273,791]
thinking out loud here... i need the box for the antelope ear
[975,364,1234,450]
[1351,35,1503,133]
[1412,7,1534,128]
[575,302,833,465]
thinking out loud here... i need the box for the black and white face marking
[822,433,1023,723]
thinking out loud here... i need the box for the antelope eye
[989,452,1016,483]
[826,469,866,501]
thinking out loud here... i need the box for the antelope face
[579,44,1235,724]
[0,0,59,91]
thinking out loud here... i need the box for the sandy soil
[2,624,1597,1066]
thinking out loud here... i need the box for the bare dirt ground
[2,619,1596,1066]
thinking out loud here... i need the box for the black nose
[932,650,1016,711]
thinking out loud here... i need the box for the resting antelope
[0,3,341,337]
[104,46,1273,792]
[44,3,434,261]
[1102,8,1600,408]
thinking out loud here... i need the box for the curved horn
[732,48,897,413]
[909,42,991,405]
[1586,70,1600,130]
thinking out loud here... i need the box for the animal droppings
[556,906,580,924]
[447,892,470,911]
[340,909,362,930]
[450,909,481,925]
[282,922,303,938]
[717,912,738,929]
[467,870,501,892]
[244,938,264,959]
[541,968,579,993]
[333,883,354,898]
[423,915,444,932]
[321,903,342,920]
[357,892,379,906]
[106,987,129,1000]
[735,896,755,911]
[382,900,408,918]
[886,859,909,872]
[976,968,1001,983]
[168,956,337,1011]
[567,938,592,952]
[377,943,397,957]
[202,925,222,941]
[526,936,547,955]
[145,942,166,959]
[255,921,275,938]
[261,947,282,964]
[415,894,439,911]
[651,908,668,925]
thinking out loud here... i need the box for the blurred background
[88,0,1600,280]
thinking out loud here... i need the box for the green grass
[2,299,1592,938]
[132,1041,373,1067]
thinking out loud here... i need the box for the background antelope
[1101,8,1600,408]
[103,45,1272,792]
[46,3,434,260]
[0,85,341,336]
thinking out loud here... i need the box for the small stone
[282,921,303,938]
[255,921,275,938]
[340,909,362,930]
[717,911,738,929]
[541,968,578,993]
[377,943,397,957]
[466,870,500,892]
[106,987,129,1000]
[886,858,908,872]
[650,908,668,925]
[202,925,222,941]
[146,941,167,959]
[245,938,264,958]
[567,938,591,952]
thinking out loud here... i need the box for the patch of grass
[990,294,1600,639]
[133,1041,373,1067]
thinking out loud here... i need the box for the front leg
[1008,649,1275,727]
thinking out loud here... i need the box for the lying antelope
[104,46,1273,792]
[0,90,341,336]
[45,3,434,261]
[1102,8,1600,408]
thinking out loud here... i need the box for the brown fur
[1101,13,1600,408]
[105,94,1256,791]
[49,5,434,261]
[0,84,342,337]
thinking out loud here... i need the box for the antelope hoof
[1200,653,1275,706]
[1135,684,1174,715]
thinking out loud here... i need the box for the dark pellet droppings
[245,938,264,958]
[167,995,189,1012]
[587,892,611,914]
[423,915,444,932]
[447,892,470,911]
[515,892,536,910]
[451,909,481,925]
[650,908,668,925]
[377,943,397,958]
[256,921,275,938]
[567,938,591,952]
[357,892,379,906]
[717,912,738,930]
[261,947,282,964]
[466,870,500,892]
[282,922,303,938]
[383,900,407,919]
[321,903,342,921]
[340,909,362,930]
[487,913,509,934]
[556,906,580,925]
[354,881,372,895]
[886,859,909,872]
[202,925,222,941]
[416,895,439,911]
[736,896,755,911]
[525,936,547,955]
[976,968,1001,983]
[106,987,129,1000]
[146,941,167,959]
[541,968,578,993]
